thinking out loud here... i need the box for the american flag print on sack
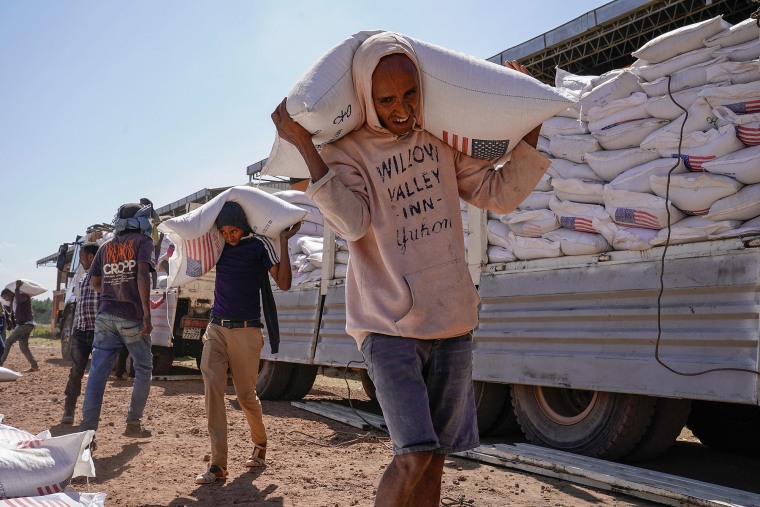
[182,231,222,278]
[559,216,595,233]
[442,131,509,160]
[614,207,661,229]
[724,100,760,114]
[738,124,760,146]
[36,483,64,495]
[671,154,715,172]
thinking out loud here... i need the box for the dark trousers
[64,329,94,401]
[0,324,36,368]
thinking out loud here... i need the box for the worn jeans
[0,324,37,369]
[80,313,153,431]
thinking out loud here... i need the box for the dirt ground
[0,343,730,507]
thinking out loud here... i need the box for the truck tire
[511,384,657,460]
[359,369,377,401]
[281,363,319,400]
[152,346,175,376]
[256,360,294,400]
[474,381,510,434]
[59,306,75,362]
[484,389,521,437]
[624,397,691,462]
[687,400,760,455]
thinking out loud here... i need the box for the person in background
[195,201,300,484]
[272,32,547,507]
[0,295,9,358]
[0,282,39,373]
[61,242,101,424]
[78,202,156,443]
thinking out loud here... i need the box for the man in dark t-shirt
[79,203,156,443]
[195,201,300,484]
[0,282,37,372]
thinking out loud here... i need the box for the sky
[0,0,611,300]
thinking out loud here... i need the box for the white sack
[645,82,730,120]
[158,186,308,288]
[539,116,588,137]
[639,56,728,97]
[604,188,686,229]
[533,173,553,192]
[704,18,760,48]
[705,183,760,221]
[264,30,573,178]
[712,106,760,146]
[0,368,21,383]
[273,189,317,207]
[698,82,760,111]
[486,219,510,248]
[586,92,650,132]
[712,59,760,84]
[486,245,517,263]
[593,220,657,251]
[548,135,602,164]
[632,47,717,82]
[506,209,559,237]
[650,173,744,215]
[0,492,107,507]
[507,232,562,260]
[4,280,46,297]
[549,196,611,233]
[650,215,742,246]
[537,135,551,155]
[710,215,760,239]
[607,158,688,194]
[713,38,760,62]
[632,15,731,64]
[542,229,611,256]
[518,191,555,211]
[585,148,661,182]
[551,178,606,204]
[573,70,643,116]
[645,124,746,172]
[297,236,324,256]
[702,145,760,184]
[641,98,724,149]
[592,118,670,150]
[547,158,601,181]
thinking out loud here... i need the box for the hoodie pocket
[395,259,480,338]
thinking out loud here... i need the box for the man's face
[219,225,246,246]
[371,54,420,137]
[80,252,95,271]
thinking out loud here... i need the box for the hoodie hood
[352,32,425,137]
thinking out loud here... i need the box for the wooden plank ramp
[290,400,387,431]
[455,443,760,507]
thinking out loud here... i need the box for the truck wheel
[485,389,521,437]
[474,381,510,434]
[281,364,319,400]
[359,369,376,401]
[624,397,691,462]
[510,384,656,460]
[152,347,175,376]
[687,400,760,455]
[256,360,294,400]
[59,307,75,362]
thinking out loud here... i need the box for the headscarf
[112,203,154,238]
[214,201,252,235]
[351,31,425,136]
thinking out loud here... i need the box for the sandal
[244,443,267,467]
[195,464,228,484]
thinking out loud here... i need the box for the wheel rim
[534,386,598,425]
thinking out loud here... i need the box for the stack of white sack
[273,190,349,287]
[0,414,100,504]
[524,14,760,255]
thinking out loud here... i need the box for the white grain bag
[702,145,760,183]
[712,106,760,146]
[713,38,760,62]
[593,220,657,251]
[607,158,688,194]
[487,219,510,248]
[645,82,730,120]
[551,178,605,204]
[158,186,308,288]
[632,46,717,82]
[548,134,602,164]
[542,228,611,256]
[539,116,588,137]
[646,124,746,172]
[517,191,555,211]
[506,232,562,260]
[534,172,553,192]
[273,189,318,207]
[0,430,96,499]
[592,118,670,150]
[650,173,744,215]
[264,30,573,178]
[586,92,650,133]
[4,280,46,297]
[640,56,728,97]
[573,69,643,117]
[0,367,21,382]
[506,209,559,238]
[710,215,760,239]
[711,59,760,84]
[640,98,722,149]
[704,18,760,48]
[705,183,760,221]
[698,82,760,111]
[632,15,731,64]
[549,196,611,233]
[537,135,551,155]
[650,215,742,246]
[585,148,661,181]
[0,492,107,507]
[555,67,598,99]
[547,158,601,181]
[604,187,686,229]
[486,245,517,263]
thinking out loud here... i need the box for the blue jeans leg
[124,333,152,423]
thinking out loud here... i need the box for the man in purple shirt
[61,242,101,424]
[0,281,38,373]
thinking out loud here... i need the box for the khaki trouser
[201,323,266,469]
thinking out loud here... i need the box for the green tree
[32,298,52,325]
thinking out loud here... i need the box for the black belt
[209,316,262,329]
